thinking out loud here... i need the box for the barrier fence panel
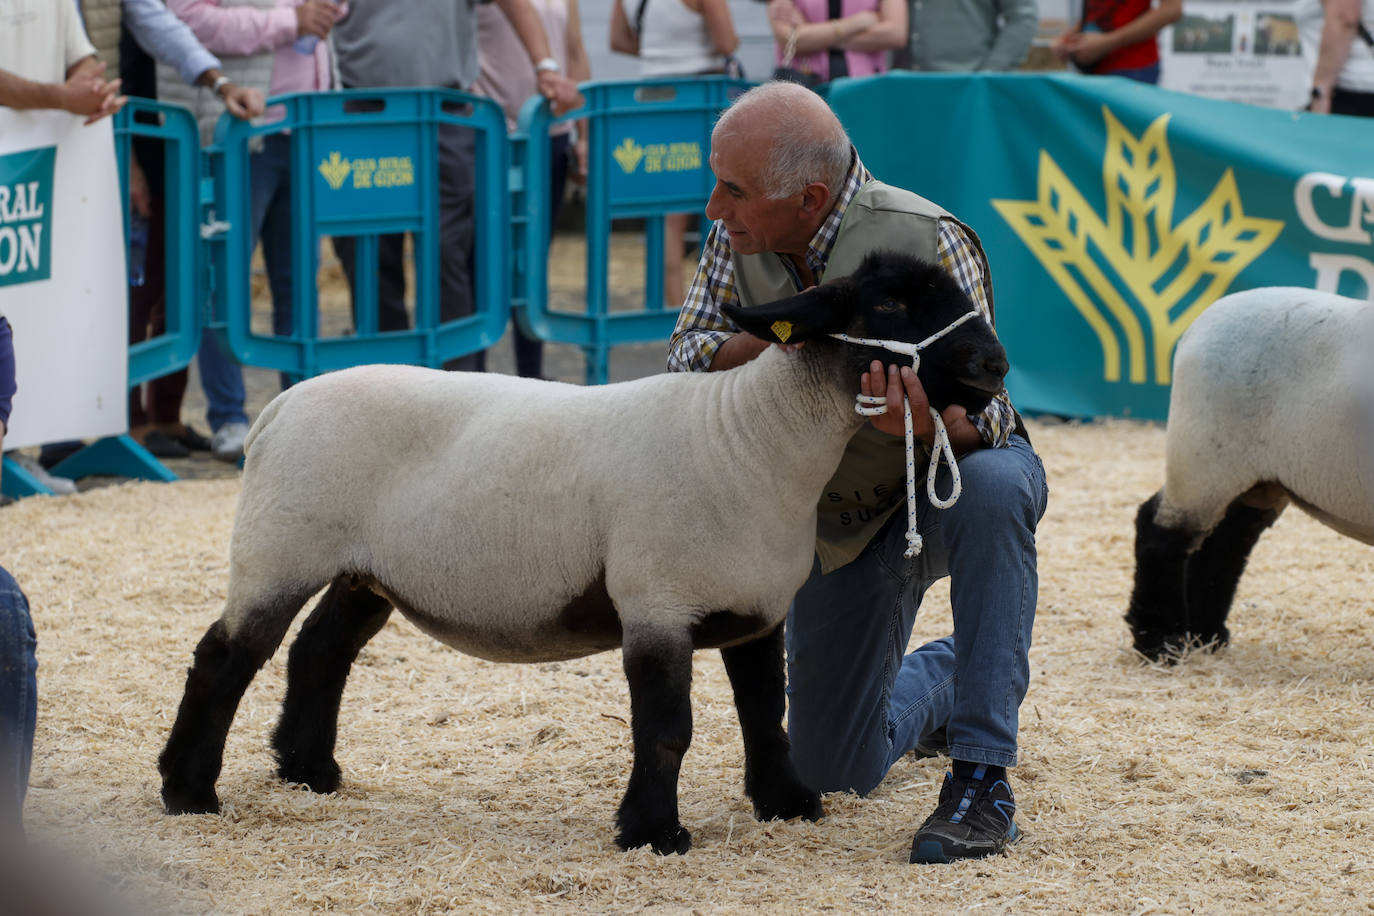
[117,100,204,389]
[518,76,748,385]
[209,89,510,380]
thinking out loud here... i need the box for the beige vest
[732,181,992,572]
[155,0,277,146]
[81,0,123,75]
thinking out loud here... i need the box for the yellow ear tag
[771,320,794,343]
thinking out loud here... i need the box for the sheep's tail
[243,386,295,456]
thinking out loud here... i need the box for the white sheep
[1126,286,1374,661]
[157,250,1011,854]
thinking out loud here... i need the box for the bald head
[713,81,853,200]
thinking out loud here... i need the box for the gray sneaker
[9,453,77,495]
[210,421,251,463]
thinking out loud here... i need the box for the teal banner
[0,146,56,288]
[827,73,1374,419]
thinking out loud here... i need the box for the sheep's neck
[709,344,865,516]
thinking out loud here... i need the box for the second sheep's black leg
[273,578,393,794]
[720,623,822,824]
[1183,499,1282,651]
[1125,492,1201,662]
[616,625,694,855]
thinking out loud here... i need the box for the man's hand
[862,360,933,441]
[60,61,125,124]
[222,84,265,119]
[1050,28,1080,61]
[295,0,339,38]
[768,0,805,28]
[537,70,583,116]
[859,360,978,455]
[1059,29,1112,66]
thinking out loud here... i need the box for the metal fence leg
[1,456,56,499]
[48,435,178,484]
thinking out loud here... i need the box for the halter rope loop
[832,310,977,558]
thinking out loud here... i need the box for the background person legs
[513,133,572,380]
[437,122,481,373]
[251,133,300,390]
[128,181,199,459]
[197,330,250,462]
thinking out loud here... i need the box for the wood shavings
[3,419,1373,914]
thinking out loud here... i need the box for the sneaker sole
[911,822,1021,865]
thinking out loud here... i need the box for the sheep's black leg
[1125,492,1199,662]
[273,579,392,794]
[159,590,314,815]
[1183,499,1282,651]
[616,626,693,855]
[720,623,822,824]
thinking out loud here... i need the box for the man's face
[704,132,810,257]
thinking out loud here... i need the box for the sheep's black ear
[720,285,853,344]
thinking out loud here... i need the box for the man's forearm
[708,333,770,371]
[1312,0,1361,96]
[123,0,222,86]
[494,0,555,63]
[0,68,63,111]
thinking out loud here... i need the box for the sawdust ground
[4,416,1372,915]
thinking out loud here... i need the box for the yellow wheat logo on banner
[992,108,1283,384]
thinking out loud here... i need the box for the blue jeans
[786,435,1047,795]
[198,133,295,427]
[0,565,36,835]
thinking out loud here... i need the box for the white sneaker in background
[211,421,251,463]
[8,453,78,495]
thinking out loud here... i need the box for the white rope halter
[831,310,978,558]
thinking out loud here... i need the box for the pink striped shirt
[167,0,335,123]
[781,0,889,81]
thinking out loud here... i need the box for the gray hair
[714,82,853,200]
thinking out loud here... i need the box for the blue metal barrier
[209,89,510,378]
[518,76,748,384]
[117,99,204,388]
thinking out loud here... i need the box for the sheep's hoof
[276,755,342,795]
[616,821,692,856]
[752,782,823,823]
[161,781,220,816]
[1132,629,1228,664]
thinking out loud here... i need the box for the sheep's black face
[845,252,1008,414]
[721,250,1009,415]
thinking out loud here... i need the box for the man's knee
[942,438,1045,528]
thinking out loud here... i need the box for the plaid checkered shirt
[665,150,1017,449]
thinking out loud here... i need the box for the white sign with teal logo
[0,146,54,287]
[0,110,126,449]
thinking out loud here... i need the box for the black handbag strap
[1360,20,1374,47]
[634,0,650,36]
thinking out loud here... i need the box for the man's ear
[799,181,831,221]
[721,283,852,344]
